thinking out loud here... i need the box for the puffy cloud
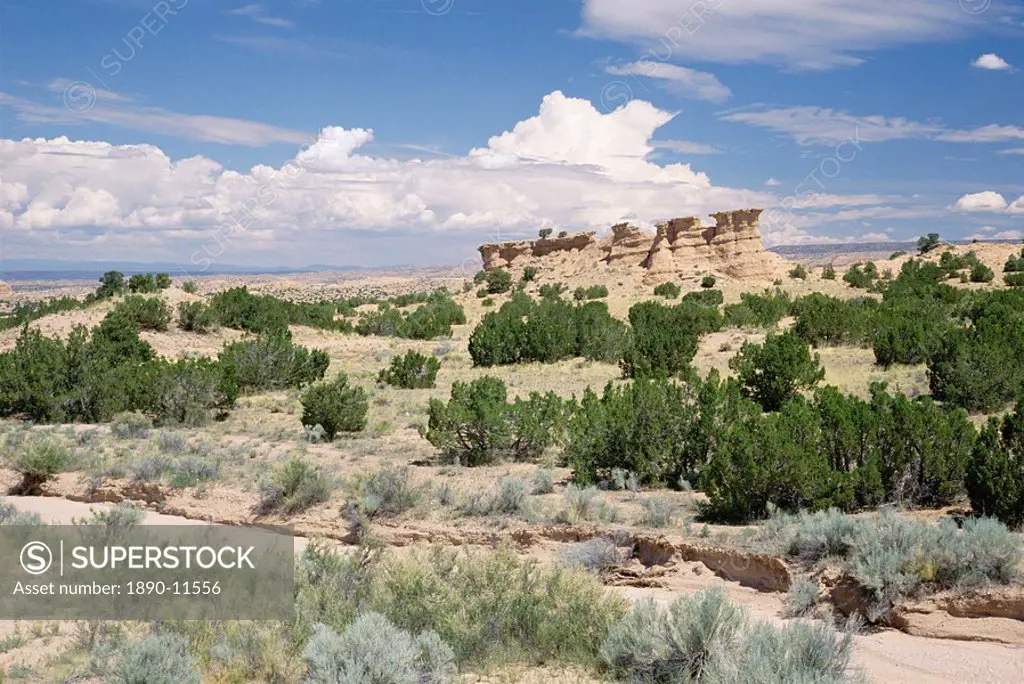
[764,177,781,186]
[953,191,1008,212]
[973,53,1011,70]
[3,91,801,265]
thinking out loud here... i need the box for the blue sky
[0,0,1022,268]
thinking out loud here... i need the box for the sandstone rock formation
[479,209,788,284]
[0,280,12,298]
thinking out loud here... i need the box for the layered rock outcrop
[478,209,787,283]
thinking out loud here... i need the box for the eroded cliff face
[478,209,787,283]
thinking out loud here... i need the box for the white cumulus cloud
[953,191,1008,213]
[973,53,1012,70]
[2,91,804,265]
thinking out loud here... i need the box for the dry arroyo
[3,496,1023,683]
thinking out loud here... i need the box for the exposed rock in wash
[477,208,788,285]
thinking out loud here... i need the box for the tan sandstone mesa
[478,208,787,285]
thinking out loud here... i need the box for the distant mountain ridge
[769,238,1021,258]
[0,259,380,281]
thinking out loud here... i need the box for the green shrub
[928,312,1024,412]
[111,411,152,439]
[843,263,876,289]
[424,376,569,466]
[0,500,42,525]
[370,545,626,667]
[97,270,127,298]
[1006,272,1024,287]
[531,468,554,494]
[785,577,819,617]
[149,357,234,426]
[181,280,198,294]
[177,301,215,333]
[539,283,568,299]
[575,301,629,363]
[701,275,716,289]
[706,620,857,683]
[569,380,693,486]
[560,538,624,573]
[484,269,513,294]
[356,292,465,339]
[723,289,791,328]
[791,293,876,347]
[258,457,333,514]
[681,289,723,308]
[729,332,825,411]
[112,632,200,684]
[970,262,995,283]
[700,383,976,522]
[699,400,836,522]
[637,497,680,527]
[378,351,440,389]
[557,484,612,524]
[1004,249,1024,273]
[917,233,940,254]
[111,296,172,331]
[521,266,538,282]
[600,588,744,683]
[352,466,424,518]
[5,436,74,495]
[458,477,529,517]
[210,287,354,335]
[538,228,553,239]
[219,333,329,394]
[775,508,1020,621]
[967,407,1024,528]
[573,284,609,301]
[621,301,719,379]
[822,264,837,280]
[473,270,487,284]
[300,374,368,440]
[788,264,808,280]
[302,614,455,684]
[0,296,97,332]
[155,273,172,289]
[468,296,625,367]
[127,273,159,294]
[652,282,681,299]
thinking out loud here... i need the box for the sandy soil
[2,240,1024,681]
[2,496,1022,683]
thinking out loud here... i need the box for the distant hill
[0,259,378,281]
[769,238,1020,259]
